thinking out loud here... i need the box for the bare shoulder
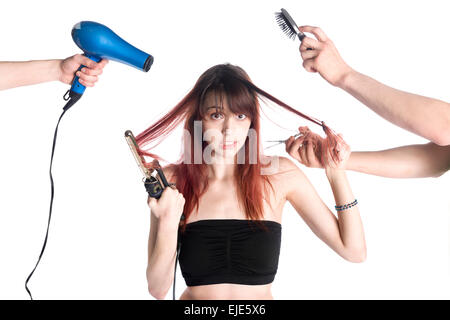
[262,155,304,177]
[262,155,310,201]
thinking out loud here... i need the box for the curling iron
[124,130,172,198]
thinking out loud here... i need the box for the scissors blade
[264,141,286,150]
[264,144,280,150]
[265,133,303,144]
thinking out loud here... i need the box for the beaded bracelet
[335,199,358,212]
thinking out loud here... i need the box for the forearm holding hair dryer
[25,21,154,300]
[64,21,154,110]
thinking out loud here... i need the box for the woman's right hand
[147,186,185,228]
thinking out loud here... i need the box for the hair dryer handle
[69,54,102,95]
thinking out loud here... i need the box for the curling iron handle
[155,168,170,188]
[70,54,102,95]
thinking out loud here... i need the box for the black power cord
[25,92,81,300]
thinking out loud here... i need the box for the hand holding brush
[275,8,352,85]
[297,25,353,86]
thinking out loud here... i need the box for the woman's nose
[222,127,232,136]
[222,116,232,129]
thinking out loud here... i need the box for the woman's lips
[221,141,237,149]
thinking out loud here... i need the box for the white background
[0,0,449,300]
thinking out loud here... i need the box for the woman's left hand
[285,126,351,170]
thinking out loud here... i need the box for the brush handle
[298,31,314,50]
[297,32,306,41]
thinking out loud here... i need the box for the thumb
[74,54,97,69]
[148,196,157,209]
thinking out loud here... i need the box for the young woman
[138,64,366,300]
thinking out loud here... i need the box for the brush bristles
[275,12,297,40]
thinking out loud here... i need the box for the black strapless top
[178,219,282,286]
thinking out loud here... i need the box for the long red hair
[135,64,339,229]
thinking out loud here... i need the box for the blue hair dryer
[64,21,154,110]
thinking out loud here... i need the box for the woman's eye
[211,112,223,120]
[209,113,247,120]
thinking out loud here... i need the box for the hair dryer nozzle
[72,21,154,72]
[143,55,154,72]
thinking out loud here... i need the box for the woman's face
[201,92,252,161]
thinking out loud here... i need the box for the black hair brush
[275,8,306,42]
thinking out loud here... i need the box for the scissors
[265,132,303,150]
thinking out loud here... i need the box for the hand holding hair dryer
[64,21,154,109]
